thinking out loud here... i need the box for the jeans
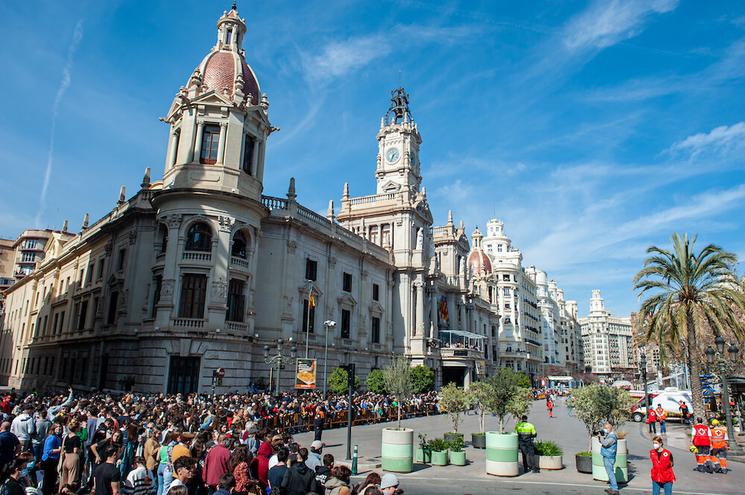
[603,456,618,491]
[157,463,168,495]
[652,481,672,495]
[660,421,667,433]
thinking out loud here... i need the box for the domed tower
[160,3,269,198]
[150,4,268,357]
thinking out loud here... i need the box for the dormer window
[226,29,233,46]
[200,124,220,164]
[242,135,255,175]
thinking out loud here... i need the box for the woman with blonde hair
[60,420,82,490]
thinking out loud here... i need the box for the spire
[62,219,69,232]
[141,167,151,188]
[287,177,297,201]
[118,186,126,205]
[447,210,453,226]
[82,213,90,230]
[326,200,335,221]
[342,182,349,200]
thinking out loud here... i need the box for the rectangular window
[179,274,207,318]
[372,283,380,302]
[200,124,221,164]
[42,315,48,337]
[92,297,99,323]
[117,248,126,271]
[96,259,105,280]
[305,258,317,282]
[302,298,316,334]
[371,316,381,344]
[343,272,352,292]
[77,300,88,330]
[86,264,93,285]
[242,134,255,174]
[107,292,118,324]
[52,313,59,335]
[226,279,245,322]
[59,311,65,335]
[341,309,351,339]
[152,275,162,317]
[502,274,510,281]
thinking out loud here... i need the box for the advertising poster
[295,358,317,389]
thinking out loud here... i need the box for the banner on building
[438,295,449,328]
[295,358,317,389]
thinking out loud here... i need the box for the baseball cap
[380,473,399,489]
[310,440,323,450]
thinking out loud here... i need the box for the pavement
[295,399,745,495]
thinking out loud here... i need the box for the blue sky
[2,0,745,317]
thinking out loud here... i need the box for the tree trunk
[480,411,485,433]
[499,416,504,433]
[397,403,402,430]
[686,306,705,419]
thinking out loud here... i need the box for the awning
[440,330,487,340]
[548,376,574,381]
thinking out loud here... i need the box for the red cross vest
[650,449,676,483]
[692,424,711,447]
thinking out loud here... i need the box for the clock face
[386,148,400,164]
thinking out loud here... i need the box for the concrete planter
[591,437,628,483]
[471,432,486,449]
[381,427,414,473]
[485,432,519,477]
[538,455,563,470]
[449,450,466,466]
[431,450,449,466]
[415,447,431,464]
[575,453,592,474]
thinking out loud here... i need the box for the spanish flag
[309,289,316,309]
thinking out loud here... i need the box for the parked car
[631,388,692,422]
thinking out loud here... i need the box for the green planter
[381,427,414,473]
[415,447,431,464]
[431,450,449,466]
[485,431,519,477]
[591,437,627,482]
[449,450,466,466]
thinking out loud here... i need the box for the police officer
[515,415,539,473]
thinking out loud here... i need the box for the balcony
[172,318,205,329]
[226,321,247,333]
[441,346,483,360]
[182,251,211,262]
[230,256,250,271]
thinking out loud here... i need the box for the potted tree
[439,383,470,444]
[535,441,563,470]
[484,369,530,477]
[381,355,415,473]
[415,433,431,464]
[448,436,467,466]
[572,384,634,479]
[429,438,449,466]
[469,380,495,449]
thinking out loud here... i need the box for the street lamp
[639,351,650,423]
[263,338,297,396]
[705,340,742,455]
[323,320,336,396]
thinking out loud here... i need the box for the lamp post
[323,320,336,396]
[705,336,742,455]
[640,351,650,421]
[305,280,315,359]
[263,338,297,396]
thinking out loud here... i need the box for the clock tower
[375,88,422,195]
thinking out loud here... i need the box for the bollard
[352,444,358,475]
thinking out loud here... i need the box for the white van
[631,387,693,422]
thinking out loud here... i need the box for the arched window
[231,231,247,259]
[185,222,212,252]
[159,224,168,254]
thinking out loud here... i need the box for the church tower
[375,88,423,195]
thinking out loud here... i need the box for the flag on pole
[308,289,316,309]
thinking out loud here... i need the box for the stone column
[428,285,437,340]
[458,297,466,331]
[415,279,425,337]
[193,121,205,163]
[167,129,179,169]
[155,215,182,328]
[217,122,227,165]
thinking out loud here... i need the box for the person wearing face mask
[650,436,675,495]
[598,422,619,495]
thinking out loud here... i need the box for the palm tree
[633,233,745,417]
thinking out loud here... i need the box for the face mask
[653,443,661,450]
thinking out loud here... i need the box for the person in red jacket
[650,435,675,495]
[546,398,554,418]
[647,407,658,434]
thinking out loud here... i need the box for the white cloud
[669,122,745,157]
[562,0,678,53]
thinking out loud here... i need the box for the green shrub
[534,441,563,457]
[429,438,449,452]
[366,369,387,393]
[411,365,435,393]
[576,451,591,457]
[439,383,471,433]
[447,436,465,452]
[328,367,360,395]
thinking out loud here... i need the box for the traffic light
[347,363,356,388]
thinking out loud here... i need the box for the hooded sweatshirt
[324,477,351,495]
[256,440,273,488]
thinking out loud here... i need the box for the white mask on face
[653,442,661,450]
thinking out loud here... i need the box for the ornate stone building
[579,289,634,378]
[0,6,498,393]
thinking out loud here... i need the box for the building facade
[0,6,498,393]
[579,289,634,378]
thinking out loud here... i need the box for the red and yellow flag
[308,289,316,309]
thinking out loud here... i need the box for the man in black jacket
[280,448,316,495]
[314,453,334,495]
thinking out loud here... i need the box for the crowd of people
[0,388,425,495]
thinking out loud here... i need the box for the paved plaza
[297,400,745,495]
